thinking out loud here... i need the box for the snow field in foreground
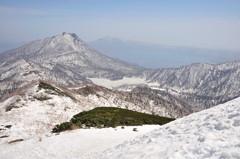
[0,125,160,159]
[95,97,240,159]
[1,95,240,159]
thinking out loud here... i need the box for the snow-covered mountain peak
[59,32,88,52]
[0,32,91,62]
[61,32,82,43]
[0,33,145,84]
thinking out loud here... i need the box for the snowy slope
[0,81,84,143]
[0,80,187,146]
[0,95,239,159]
[96,97,240,159]
[0,125,159,159]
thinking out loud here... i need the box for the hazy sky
[0,0,240,52]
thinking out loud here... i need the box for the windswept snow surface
[95,97,240,159]
[0,125,159,159]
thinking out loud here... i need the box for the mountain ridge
[0,80,188,143]
[1,33,240,114]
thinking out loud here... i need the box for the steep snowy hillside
[0,59,89,98]
[113,61,240,112]
[0,81,84,143]
[97,97,240,159]
[143,62,240,111]
[0,80,188,144]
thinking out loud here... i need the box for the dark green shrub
[9,139,24,144]
[38,81,76,101]
[0,135,9,138]
[53,107,175,133]
[5,125,12,129]
[52,122,73,133]
[133,128,138,132]
[6,105,13,112]
[34,96,52,101]
[39,82,58,91]
[75,121,83,128]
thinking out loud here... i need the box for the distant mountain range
[1,32,240,115]
[87,36,240,69]
[116,62,240,112]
